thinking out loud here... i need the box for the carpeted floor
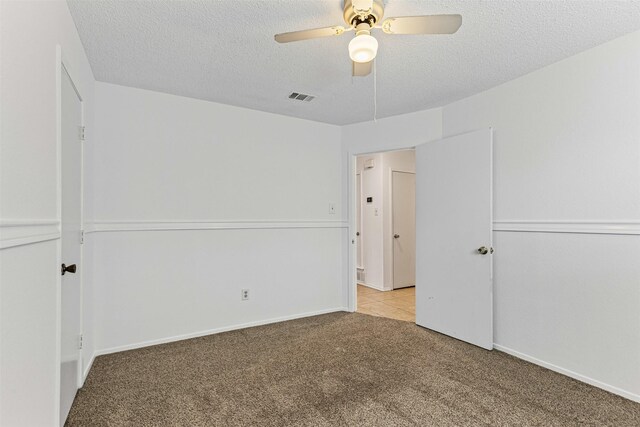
[67,312,640,426]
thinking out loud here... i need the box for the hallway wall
[356,150,415,290]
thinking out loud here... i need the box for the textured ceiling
[68,0,640,125]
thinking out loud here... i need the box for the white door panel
[392,171,416,289]
[415,129,493,350]
[60,66,82,425]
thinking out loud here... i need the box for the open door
[60,64,83,425]
[415,129,493,350]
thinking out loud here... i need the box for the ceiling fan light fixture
[349,33,378,63]
[273,1,462,76]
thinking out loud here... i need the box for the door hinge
[78,334,83,350]
[79,126,85,141]
[80,230,85,244]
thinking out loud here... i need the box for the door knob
[394,234,400,239]
[61,263,77,275]
[356,232,360,236]
[477,246,489,255]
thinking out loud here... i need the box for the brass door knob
[477,246,489,255]
[394,234,400,239]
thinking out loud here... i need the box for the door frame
[347,148,416,312]
[355,172,363,270]
[390,169,416,290]
[56,45,86,419]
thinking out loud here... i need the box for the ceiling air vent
[288,92,315,102]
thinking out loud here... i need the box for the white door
[392,171,416,289]
[60,66,83,425]
[356,173,363,269]
[415,129,493,350]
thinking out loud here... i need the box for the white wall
[0,1,95,425]
[356,150,415,290]
[342,109,443,156]
[92,84,343,222]
[92,228,345,352]
[88,83,346,353]
[442,30,640,401]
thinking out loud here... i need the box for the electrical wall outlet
[241,289,250,301]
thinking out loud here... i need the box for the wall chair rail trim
[85,220,349,233]
[493,220,640,235]
[0,220,61,249]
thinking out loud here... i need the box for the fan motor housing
[343,0,385,27]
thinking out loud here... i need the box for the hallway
[356,285,415,322]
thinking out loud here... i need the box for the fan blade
[275,26,345,43]
[381,15,462,35]
[353,60,373,77]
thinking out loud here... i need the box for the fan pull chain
[373,59,377,122]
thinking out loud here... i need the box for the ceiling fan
[274,0,462,77]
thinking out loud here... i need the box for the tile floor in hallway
[356,284,415,322]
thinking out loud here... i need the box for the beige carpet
[67,313,639,426]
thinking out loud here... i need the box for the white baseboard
[494,344,640,403]
[94,307,347,358]
[357,282,385,291]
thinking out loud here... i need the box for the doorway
[59,61,83,425]
[354,149,416,322]
[349,129,494,350]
